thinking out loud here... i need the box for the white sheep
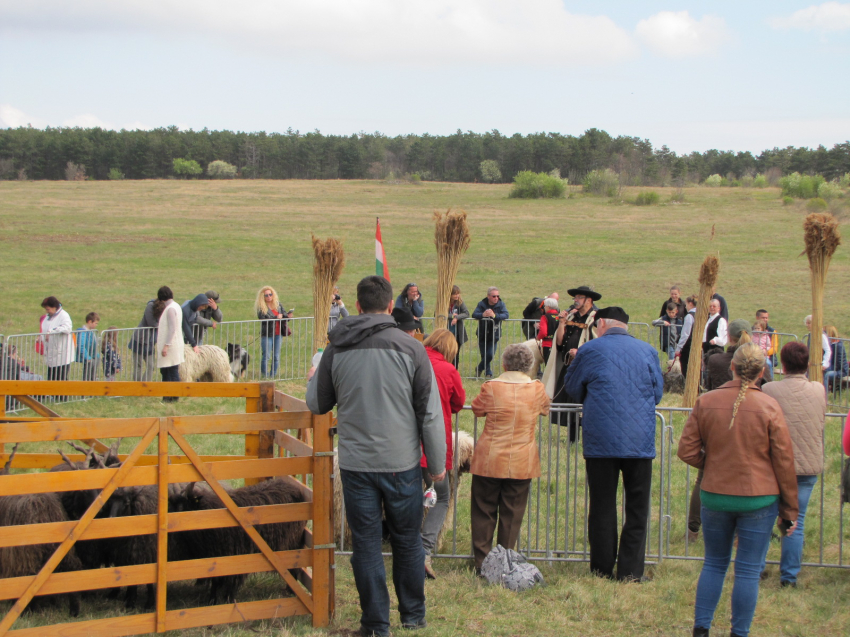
[179,345,233,383]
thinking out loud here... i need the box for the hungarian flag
[375,217,390,281]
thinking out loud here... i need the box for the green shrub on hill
[509,171,566,199]
[753,174,768,188]
[780,172,826,199]
[807,197,828,211]
[207,160,237,179]
[173,158,202,178]
[634,191,660,206]
[704,174,722,187]
[818,181,842,201]
[583,169,619,197]
[480,160,502,183]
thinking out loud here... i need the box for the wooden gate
[0,380,334,636]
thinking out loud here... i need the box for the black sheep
[0,444,83,616]
[172,478,307,604]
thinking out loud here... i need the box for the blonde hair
[101,327,118,353]
[423,328,458,363]
[731,330,752,346]
[825,324,839,339]
[254,286,280,315]
[729,342,765,429]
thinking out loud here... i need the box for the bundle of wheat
[803,212,841,384]
[682,254,720,408]
[433,209,471,330]
[312,235,346,354]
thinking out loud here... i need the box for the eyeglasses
[489,294,500,299]
[263,293,273,297]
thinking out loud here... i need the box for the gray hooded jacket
[306,313,446,474]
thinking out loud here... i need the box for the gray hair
[804,314,812,326]
[600,319,628,330]
[543,297,559,310]
[487,286,499,295]
[502,343,534,373]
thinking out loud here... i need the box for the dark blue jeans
[340,466,426,636]
[695,501,778,637]
[780,475,817,584]
[477,337,496,376]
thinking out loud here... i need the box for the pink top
[844,412,850,456]
[752,331,771,353]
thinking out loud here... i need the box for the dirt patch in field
[6,234,167,245]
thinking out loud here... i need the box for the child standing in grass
[75,312,100,381]
[102,327,122,381]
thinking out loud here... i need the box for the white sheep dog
[179,344,233,383]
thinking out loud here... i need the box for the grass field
[1,180,850,636]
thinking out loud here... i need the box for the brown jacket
[761,374,826,475]
[470,372,550,480]
[678,380,799,520]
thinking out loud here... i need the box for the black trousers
[585,457,653,581]
[160,365,180,402]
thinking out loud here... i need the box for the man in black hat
[564,307,663,582]
[546,286,601,437]
[392,306,419,337]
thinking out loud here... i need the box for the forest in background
[0,125,848,185]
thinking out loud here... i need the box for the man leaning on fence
[306,275,446,637]
[564,306,664,582]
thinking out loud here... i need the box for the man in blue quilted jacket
[564,306,664,581]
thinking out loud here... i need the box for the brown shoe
[687,529,699,543]
[424,555,437,580]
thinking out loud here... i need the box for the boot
[424,554,437,580]
[692,628,709,637]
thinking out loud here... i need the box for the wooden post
[311,411,334,627]
[245,387,262,486]
[156,417,169,633]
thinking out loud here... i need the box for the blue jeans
[477,338,496,376]
[260,334,282,377]
[695,500,778,637]
[340,466,426,636]
[780,475,817,584]
[824,370,841,393]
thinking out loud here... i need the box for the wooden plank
[168,424,314,614]
[275,430,313,457]
[257,381,276,480]
[7,598,308,637]
[0,550,312,600]
[0,380,262,398]
[310,411,334,628]
[0,456,313,496]
[3,453,253,470]
[6,395,58,418]
[0,422,158,636]
[156,418,168,632]
[0,417,158,443]
[244,395,261,487]
[274,390,310,412]
[0,502,313,548]
[171,411,311,434]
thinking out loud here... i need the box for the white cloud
[769,2,850,32]
[0,0,638,66]
[62,113,111,128]
[0,104,47,128]
[635,11,730,58]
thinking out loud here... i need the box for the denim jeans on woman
[695,500,778,637]
[260,334,282,378]
[780,475,818,585]
[420,467,450,556]
[340,466,426,637]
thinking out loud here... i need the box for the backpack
[480,545,544,592]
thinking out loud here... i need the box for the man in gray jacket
[307,275,445,637]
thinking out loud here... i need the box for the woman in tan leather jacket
[469,344,550,571]
[678,342,799,637]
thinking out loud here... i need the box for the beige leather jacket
[761,374,826,475]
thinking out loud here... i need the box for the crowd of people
[303,276,850,637]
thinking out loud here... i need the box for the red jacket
[537,308,559,346]
[421,347,466,472]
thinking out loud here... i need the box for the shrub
[65,161,86,181]
[107,167,124,180]
[670,189,685,203]
[479,160,502,183]
[509,171,566,199]
[406,173,421,184]
[731,180,742,187]
[634,191,660,206]
[173,158,202,178]
[806,197,828,211]
[753,174,768,188]
[207,160,237,179]
[840,173,850,188]
[782,196,794,205]
[818,181,842,201]
[720,177,730,186]
[704,174,722,187]
[582,169,619,197]
[780,172,826,199]
[741,174,754,188]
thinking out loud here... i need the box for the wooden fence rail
[0,381,334,635]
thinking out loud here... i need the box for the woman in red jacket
[420,328,466,579]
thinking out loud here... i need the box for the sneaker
[401,619,427,630]
[780,580,797,588]
[424,555,437,580]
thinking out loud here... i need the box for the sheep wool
[179,344,233,383]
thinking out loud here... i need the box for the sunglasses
[489,294,500,299]
[263,293,273,297]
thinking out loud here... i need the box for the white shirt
[675,310,695,354]
[703,313,727,348]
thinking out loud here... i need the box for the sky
[0,0,848,154]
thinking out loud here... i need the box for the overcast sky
[1,1,848,154]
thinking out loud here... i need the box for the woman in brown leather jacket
[678,342,799,637]
[469,344,550,571]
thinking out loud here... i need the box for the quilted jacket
[563,327,664,459]
[761,374,826,475]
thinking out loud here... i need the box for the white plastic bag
[480,545,544,591]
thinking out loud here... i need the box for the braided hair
[729,342,765,429]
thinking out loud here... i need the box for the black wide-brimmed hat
[392,307,418,331]
[567,285,602,302]
[594,306,630,324]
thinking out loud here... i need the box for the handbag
[842,458,850,505]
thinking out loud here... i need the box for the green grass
[2,180,850,636]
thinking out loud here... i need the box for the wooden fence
[0,380,334,635]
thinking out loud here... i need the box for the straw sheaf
[697,254,719,288]
[433,209,471,330]
[803,212,841,266]
[312,235,346,353]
